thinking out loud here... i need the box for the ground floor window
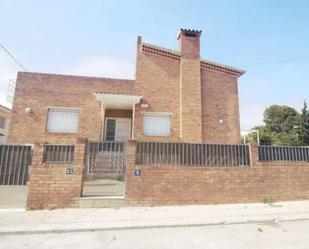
[46,108,79,133]
[143,112,171,136]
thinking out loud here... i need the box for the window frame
[104,117,132,141]
[46,107,80,134]
[142,112,172,137]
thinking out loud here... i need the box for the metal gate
[0,144,32,185]
[86,141,126,180]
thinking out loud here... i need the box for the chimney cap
[178,29,202,39]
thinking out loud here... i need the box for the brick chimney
[178,29,203,142]
[178,29,201,59]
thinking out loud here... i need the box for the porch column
[100,101,105,140]
[131,100,136,139]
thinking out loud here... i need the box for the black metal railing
[259,145,309,162]
[43,144,74,163]
[136,142,250,167]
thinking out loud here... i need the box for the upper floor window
[0,117,6,129]
[47,108,79,133]
[143,113,171,136]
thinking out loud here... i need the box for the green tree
[246,104,306,146]
[262,105,301,145]
[270,131,300,146]
[297,101,309,145]
[263,105,300,133]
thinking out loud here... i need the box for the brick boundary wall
[26,139,309,209]
[26,138,86,210]
[125,141,309,205]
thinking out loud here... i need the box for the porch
[81,93,142,197]
[95,93,142,141]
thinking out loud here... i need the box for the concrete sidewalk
[1,200,309,235]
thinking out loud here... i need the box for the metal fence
[86,141,126,176]
[43,144,74,163]
[136,142,250,167]
[259,145,309,162]
[0,144,32,185]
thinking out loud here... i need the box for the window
[0,117,6,129]
[105,119,116,141]
[47,108,79,133]
[43,144,74,163]
[143,113,171,136]
[104,118,131,141]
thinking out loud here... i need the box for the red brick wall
[9,72,134,144]
[134,43,181,142]
[201,68,241,144]
[27,138,86,209]
[125,143,309,204]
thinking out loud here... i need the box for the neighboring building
[0,105,11,143]
[8,29,245,145]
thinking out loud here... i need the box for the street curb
[1,217,309,236]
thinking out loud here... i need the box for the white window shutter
[143,113,171,136]
[47,109,79,133]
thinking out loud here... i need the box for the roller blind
[47,108,79,133]
[143,113,171,136]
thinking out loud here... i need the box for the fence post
[28,142,45,175]
[126,139,137,169]
[124,139,137,199]
[74,137,87,165]
[73,137,88,196]
[249,143,259,167]
[26,141,45,209]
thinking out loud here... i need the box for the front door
[105,118,131,141]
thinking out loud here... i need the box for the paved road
[0,219,308,249]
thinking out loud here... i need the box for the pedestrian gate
[85,141,126,180]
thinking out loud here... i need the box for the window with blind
[47,108,79,133]
[143,113,171,136]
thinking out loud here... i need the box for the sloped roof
[141,42,245,77]
[0,104,11,113]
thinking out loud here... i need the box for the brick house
[7,29,265,209]
[9,29,244,146]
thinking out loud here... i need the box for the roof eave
[141,42,246,77]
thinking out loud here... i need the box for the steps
[74,196,128,208]
[82,179,125,197]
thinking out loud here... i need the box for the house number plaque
[66,168,74,175]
